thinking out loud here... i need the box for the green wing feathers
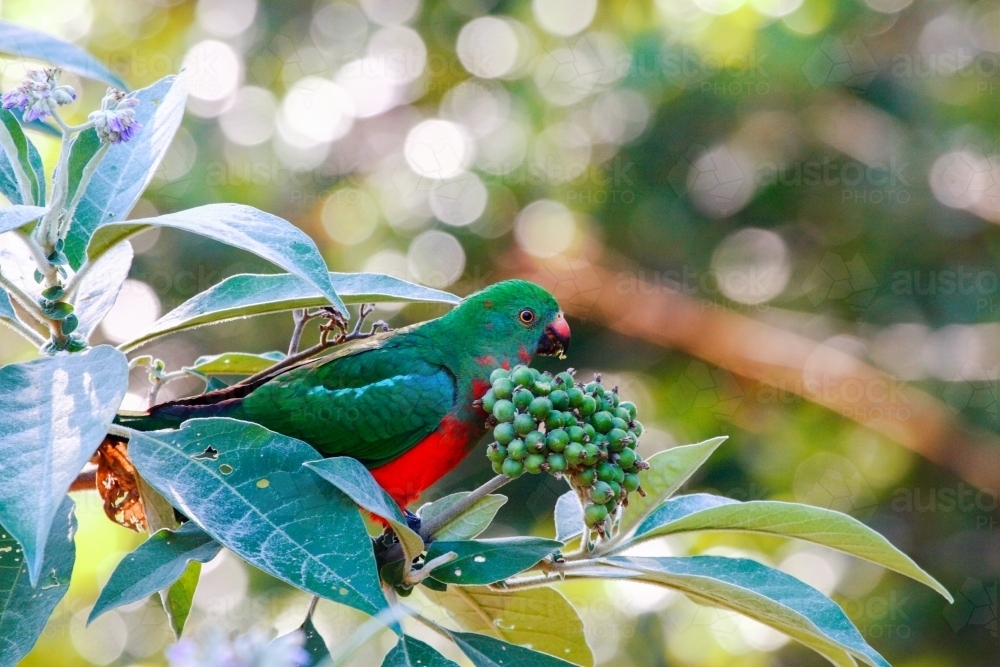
[239,347,456,466]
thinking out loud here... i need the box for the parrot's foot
[404,509,421,532]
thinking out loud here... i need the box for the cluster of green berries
[478,365,647,534]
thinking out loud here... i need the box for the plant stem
[0,270,50,329]
[287,309,312,355]
[0,314,46,346]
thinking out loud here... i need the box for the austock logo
[528,255,605,323]
[944,578,998,638]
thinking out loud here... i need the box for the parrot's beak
[537,311,571,358]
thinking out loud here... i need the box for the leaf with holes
[127,418,387,617]
[63,75,186,268]
[603,556,889,667]
[306,457,424,574]
[617,436,727,539]
[0,346,127,583]
[625,493,952,601]
[89,522,221,624]
[418,493,507,542]
[423,585,593,667]
[0,21,126,88]
[119,272,459,352]
[381,635,457,667]
[0,497,76,667]
[425,538,561,586]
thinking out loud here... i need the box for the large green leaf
[0,109,45,206]
[89,522,221,624]
[418,492,507,542]
[119,272,459,352]
[64,75,187,268]
[305,457,424,573]
[185,351,285,377]
[300,615,330,667]
[627,493,952,601]
[604,556,889,667]
[425,538,560,586]
[127,418,387,617]
[0,496,75,667]
[64,128,103,208]
[0,345,127,583]
[554,491,584,544]
[617,436,727,539]
[92,204,345,317]
[0,205,45,234]
[381,635,457,667]
[0,21,127,88]
[423,585,593,667]
[71,239,132,339]
[450,631,577,667]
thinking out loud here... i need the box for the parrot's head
[452,279,571,361]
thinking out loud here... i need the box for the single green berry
[564,442,585,465]
[600,397,616,412]
[528,396,552,420]
[549,389,570,411]
[490,368,511,384]
[607,428,628,452]
[492,460,504,475]
[584,503,608,528]
[589,481,613,504]
[532,379,552,396]
[567,425,587,443]
[632,420,644,437]
[611,417,629,431]
[513,388,534,411]
[592,411,614,434]
[487,442,507,463]
[525,430,547,453]
[606,391,619,408]
[492,400,516,423]
[511,365,535,388]
[524,453,546,474]
[579,395,597,417]
[494,422,517,445]
[481,389,498,413]
[502,458,524,478]
[605,499,618,514]
[614,406,632,422]
[507,439,527,461]
[546,453,567,473]
[513,413,536,436]
[544,411,564,431]
[555,371,575,387]
[619,401,638,420]
[612,464,625,484]
[545,428,569,452]
[623,473,640,493]
[583,423,596,440]
[582,443,601,466]
[596,461,616,483]
[492,377,514,400]
[575,467,596,487]
[585,381,605,397]
[567,387,585,408]
[609,481,622,498]
[616,447,636,469]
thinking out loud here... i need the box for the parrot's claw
[404,509,422,532]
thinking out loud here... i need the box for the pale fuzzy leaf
[419,493,507,542]
[424,586,593,667]
[72,240,133,339]
[119,272,459,352]
[618,436,727,539]
[554,490,584,544]
[0,21,126,87]
[0,205,45,234]
[628,493,952,602]
[0,346,128,583]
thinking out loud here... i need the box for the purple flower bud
[88,87,142,144]
[0,68,76,122]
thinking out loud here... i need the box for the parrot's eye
[519,309,536,324]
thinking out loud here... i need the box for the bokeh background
[0,0,997,664]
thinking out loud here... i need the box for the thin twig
[0,270,50,329]
[305,595,319,621]
[0,313,46,346]
[287,309,313,355]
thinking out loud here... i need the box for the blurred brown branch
[504,247,1000,492]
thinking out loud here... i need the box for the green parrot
[117,279,571,509]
